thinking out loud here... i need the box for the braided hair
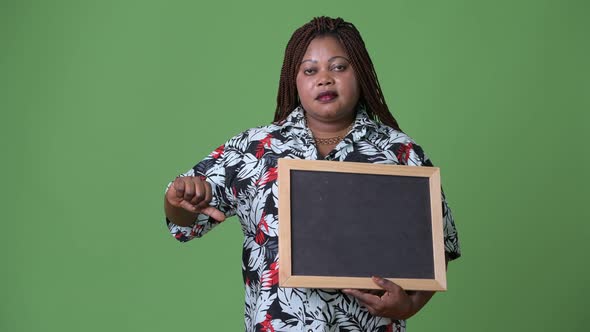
[274,16,402,131]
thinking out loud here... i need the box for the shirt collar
[282,104,379,141]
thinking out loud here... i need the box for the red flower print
[261,262,279,288]
[256,167,278,187]
[212,144,224,159]
[256,134,272,159]
[396,143,413,164]
[260,313,275,332]
[255,212,268,244]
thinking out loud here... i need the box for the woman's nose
[317,71,334,86]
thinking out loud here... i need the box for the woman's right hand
[165,176,226,223]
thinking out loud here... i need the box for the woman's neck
[305,113,355,138]
[305,113,355,159]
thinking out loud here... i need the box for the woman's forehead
[301,36,349,62]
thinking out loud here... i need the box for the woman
[164,16,460,332]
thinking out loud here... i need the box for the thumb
[372,276,401,292]
[200,206,226,222]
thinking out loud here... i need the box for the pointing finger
[200,206,226,222]
[178,200,198,213]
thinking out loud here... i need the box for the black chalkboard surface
[278,159,446,291]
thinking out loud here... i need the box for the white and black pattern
[167,106,461,332]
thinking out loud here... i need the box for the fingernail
[372,276,384,284]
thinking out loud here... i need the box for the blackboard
[278,159,446,291]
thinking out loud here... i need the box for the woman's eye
[332,64,346,71]
[303,68,316,75]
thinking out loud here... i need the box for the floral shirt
[167,106,461,332]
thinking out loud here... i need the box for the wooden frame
[278,158,446,291]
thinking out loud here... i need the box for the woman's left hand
[342,276,415,320]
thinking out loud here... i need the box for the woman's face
[296,36,360,125]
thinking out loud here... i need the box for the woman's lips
[316,91,338,102]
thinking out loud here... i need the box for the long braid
[274,16,402,132]
[275,27,316,123]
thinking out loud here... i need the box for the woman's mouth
[316,91,338,102]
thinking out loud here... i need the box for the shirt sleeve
[395,141,462,260]
[166,143,239,243]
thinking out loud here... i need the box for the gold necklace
[311,122,354,145]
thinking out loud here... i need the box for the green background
[2,0,589,331]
